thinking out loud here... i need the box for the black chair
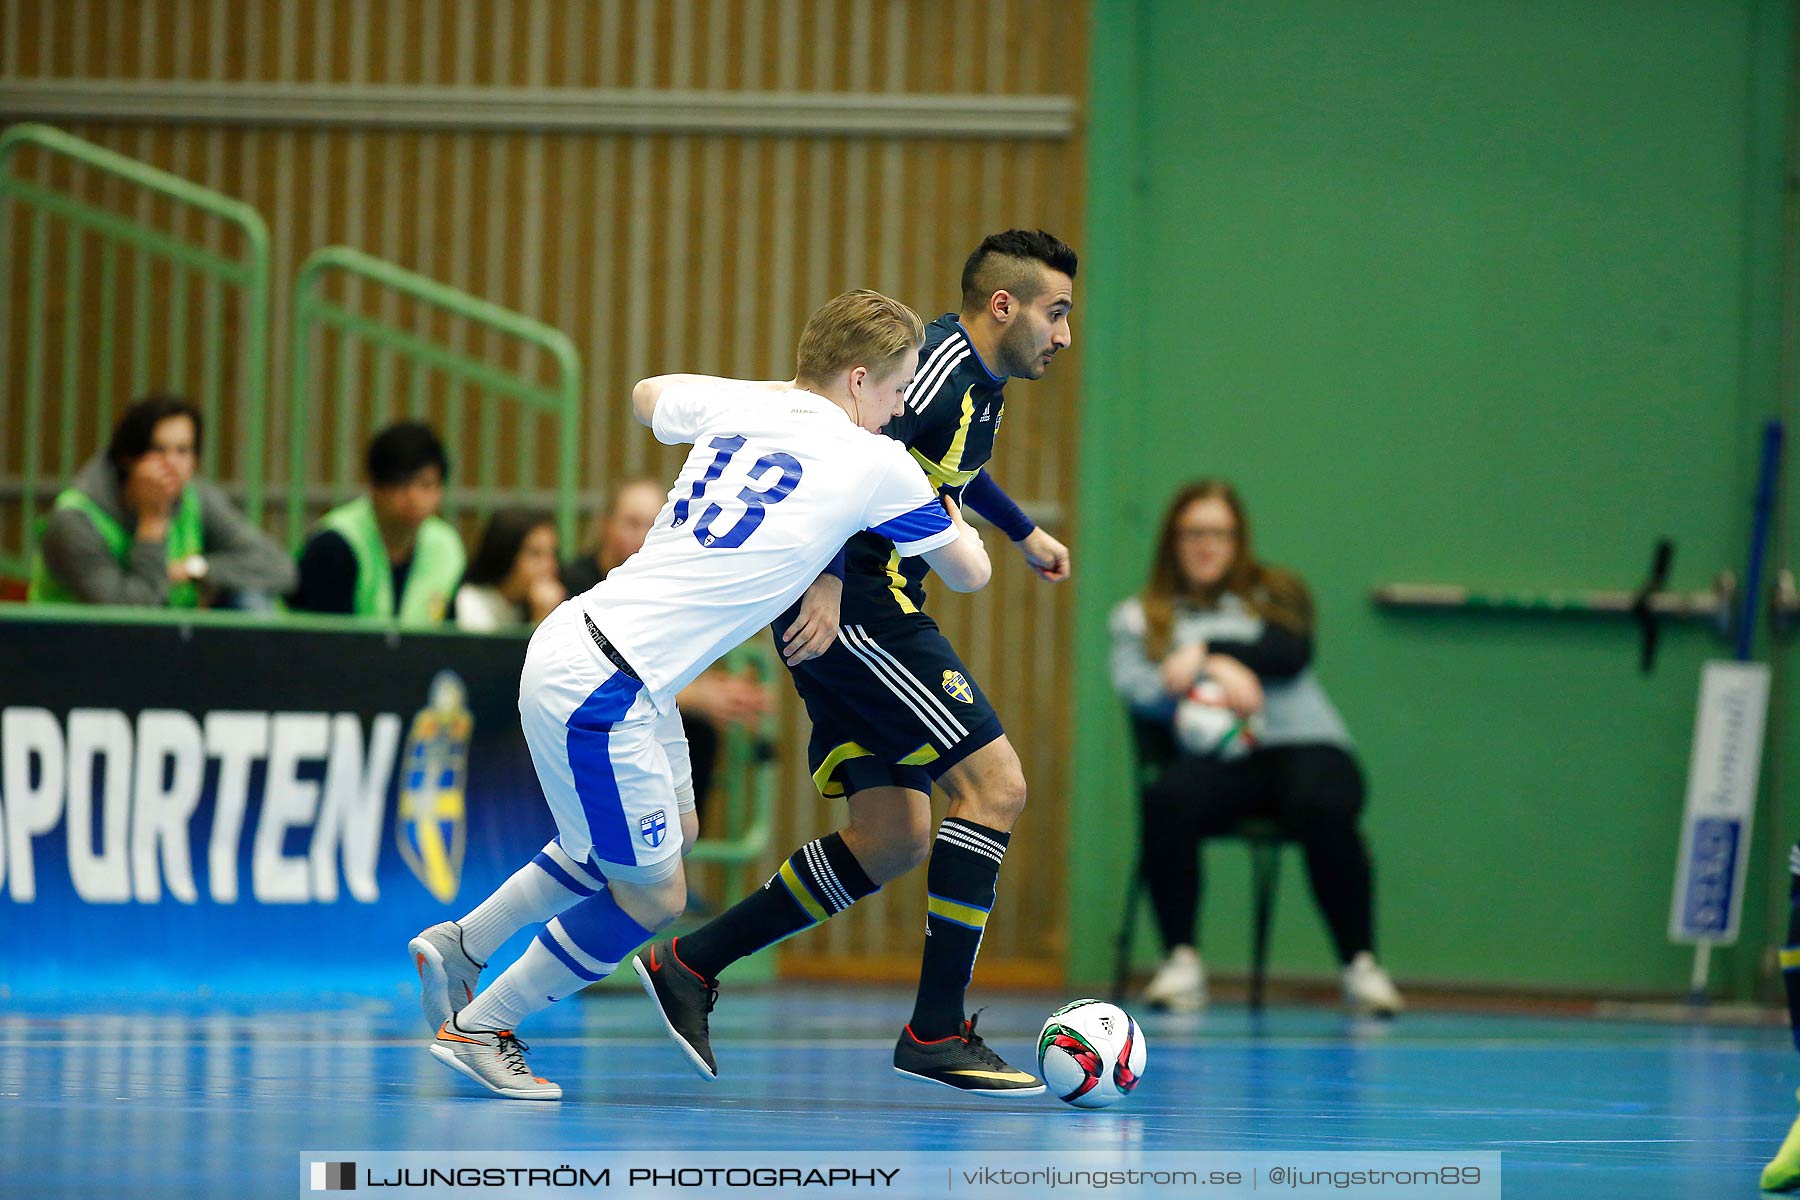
[1111,714,1287,1011]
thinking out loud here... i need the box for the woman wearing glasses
[1109,479,1402,1016]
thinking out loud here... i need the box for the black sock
[677,831,877,981]
[909,817,1009,1039]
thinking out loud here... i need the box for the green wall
[1072,1,1795,999]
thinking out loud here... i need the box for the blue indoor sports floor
[0,984,1788,1199]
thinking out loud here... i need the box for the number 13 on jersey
[671,435,804,549]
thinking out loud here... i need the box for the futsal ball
[1037,999,1146,1108]
[1174,678,1258,759]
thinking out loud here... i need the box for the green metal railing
[685,638,779,868]
[287,246,583,551]
[4,129,769,877]
[0,121,271,576]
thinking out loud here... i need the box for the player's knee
[879,817,934,881]
[986,764,1028,825]
[616,870,688,931]
[846,812,932,883]
[941,747,1029,829]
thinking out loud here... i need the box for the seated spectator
[453,509,566,632]
[30,393,295,608]
[559,476,663,596]
[561,477,773,819]
[288,421,464,624]
[1110,479,1403,1016]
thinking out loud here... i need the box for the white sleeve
[651,382,734,446]
[864,444,957,557]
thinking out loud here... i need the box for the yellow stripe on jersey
[927,894,991,930]
[1782,946,1800,971]
[778,858,830,923]
[908,385,982,488]
[885,548,920,614]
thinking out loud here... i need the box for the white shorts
[518,602,694,885]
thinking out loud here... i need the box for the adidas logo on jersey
[978,405,993,422]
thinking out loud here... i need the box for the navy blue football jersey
[842,314,1009,614]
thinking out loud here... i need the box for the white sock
[456,930,614,1032]
[457,841,604,963]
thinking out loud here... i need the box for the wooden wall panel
[1,0,1088,981]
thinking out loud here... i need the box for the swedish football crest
[640,809,668,848]
[396,671,472,903]
[941,669,974,704]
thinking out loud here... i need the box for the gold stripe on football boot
[893,1013,1045,1097]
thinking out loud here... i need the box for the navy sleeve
[1208,625,1314,680]
[962,470,1036,541]
[823,544,847,580]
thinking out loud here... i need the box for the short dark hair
[464,508,555,587]
[107,393,203,480]
[367,421,449,486]
[959,229,1078,311]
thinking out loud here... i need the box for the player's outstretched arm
[964,470,1071,583]
[920,498,991,593]
[630,374,793,427]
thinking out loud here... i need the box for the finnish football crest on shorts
[640,809,669,848]
[941,670,974,704]
[397,670,471,903]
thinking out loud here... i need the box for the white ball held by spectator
[1174,678,1259,759]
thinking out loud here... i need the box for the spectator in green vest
[288,421,466,624]
[30,393,295,608]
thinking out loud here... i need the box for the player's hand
[1159,641,1209,696]
[1205,654,1264,717]
[782,572,842,665]
[528,577,567,624]
[680,671,776,726]
[942,496,981,541]
[1018,527,1071,583]
[944,496,989,561]
[124,456,180,540]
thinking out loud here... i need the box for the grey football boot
[408,921,484,1034]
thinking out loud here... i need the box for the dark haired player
[636,230,1077,1096]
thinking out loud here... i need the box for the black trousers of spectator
[683,712,720,823]
[1139,743,1373,965]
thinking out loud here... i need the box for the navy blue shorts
[776,607,1005,799]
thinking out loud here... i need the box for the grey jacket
[1109,593,1353,750]
[38,455,297,606]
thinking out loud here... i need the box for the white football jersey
[576,381,957,708]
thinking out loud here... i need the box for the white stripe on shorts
[836,624,968,746]
[849,624,969,738]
